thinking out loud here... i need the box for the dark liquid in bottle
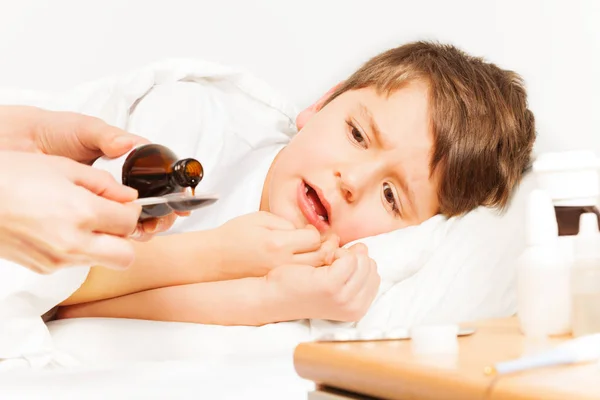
[122,145,202,198]
[555,206,600,236]
[123,145,181,198]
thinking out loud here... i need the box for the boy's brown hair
[325,41,535,216]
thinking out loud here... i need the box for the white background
[0,0,597,154]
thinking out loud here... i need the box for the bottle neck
[172,158,204,189]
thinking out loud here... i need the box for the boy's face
[262,81,439,245]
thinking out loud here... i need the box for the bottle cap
[526,189,559,246]
[410,324,459,354]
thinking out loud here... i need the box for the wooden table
[294,318,600,400]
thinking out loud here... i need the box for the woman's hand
[0,151,141,273]
[0,105,146,164]
[0,105,183,240]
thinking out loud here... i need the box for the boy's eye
[383,183,401,216]
[352,127,365,143]
[347,120,367,148]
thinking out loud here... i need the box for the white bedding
[0,58,531,397]
[0,356,312,400]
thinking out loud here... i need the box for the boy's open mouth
[305,184,328,222]
[298,181,330,231]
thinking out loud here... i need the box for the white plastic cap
[533,150,600,206]
[526,189,559,246]
[410,324,459,354]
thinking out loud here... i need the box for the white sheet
[0,357,313,400]
[0,58,444,369]
[0,58,303,371]
[0,58,530,382]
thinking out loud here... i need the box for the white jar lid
[410,324,459,354]
[532,150,600,205]
[533,150,600,173]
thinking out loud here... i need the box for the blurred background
[0,0,597,154]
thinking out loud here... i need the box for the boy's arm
[62,229,226,306]
[59,277,289,326]
[58,245,381,326]
[62,212,333,306]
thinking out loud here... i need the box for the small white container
[571,213,600,337]
[517,189,572,337]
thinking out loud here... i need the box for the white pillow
[356,172,535,330]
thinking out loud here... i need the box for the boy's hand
[266,243,381,322]
[214,211,339,279]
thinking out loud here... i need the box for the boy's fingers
[255,212,296,230]
[354,262,381,309]
[320,238,339,265]
[323,233,340,245]
[292,253,322,267]
[292,237,338,267]
[334,247,351,261]
[348,242,369,256]
[342,255,372,297]
[280,227,322,253]
[324,253,358,287]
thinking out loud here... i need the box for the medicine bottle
[93,144,203,198]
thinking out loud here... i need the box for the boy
[58,41,535,325]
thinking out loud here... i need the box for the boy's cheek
[334,217,384,246]
[269,197,305,230]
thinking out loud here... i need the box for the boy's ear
[296,83,342,131]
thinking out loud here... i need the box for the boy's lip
[297,180,332,232]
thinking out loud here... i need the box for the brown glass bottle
[122,144,204,198]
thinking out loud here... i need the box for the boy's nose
[336,163,377,203]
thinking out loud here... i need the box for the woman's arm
[62,212,333,306]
